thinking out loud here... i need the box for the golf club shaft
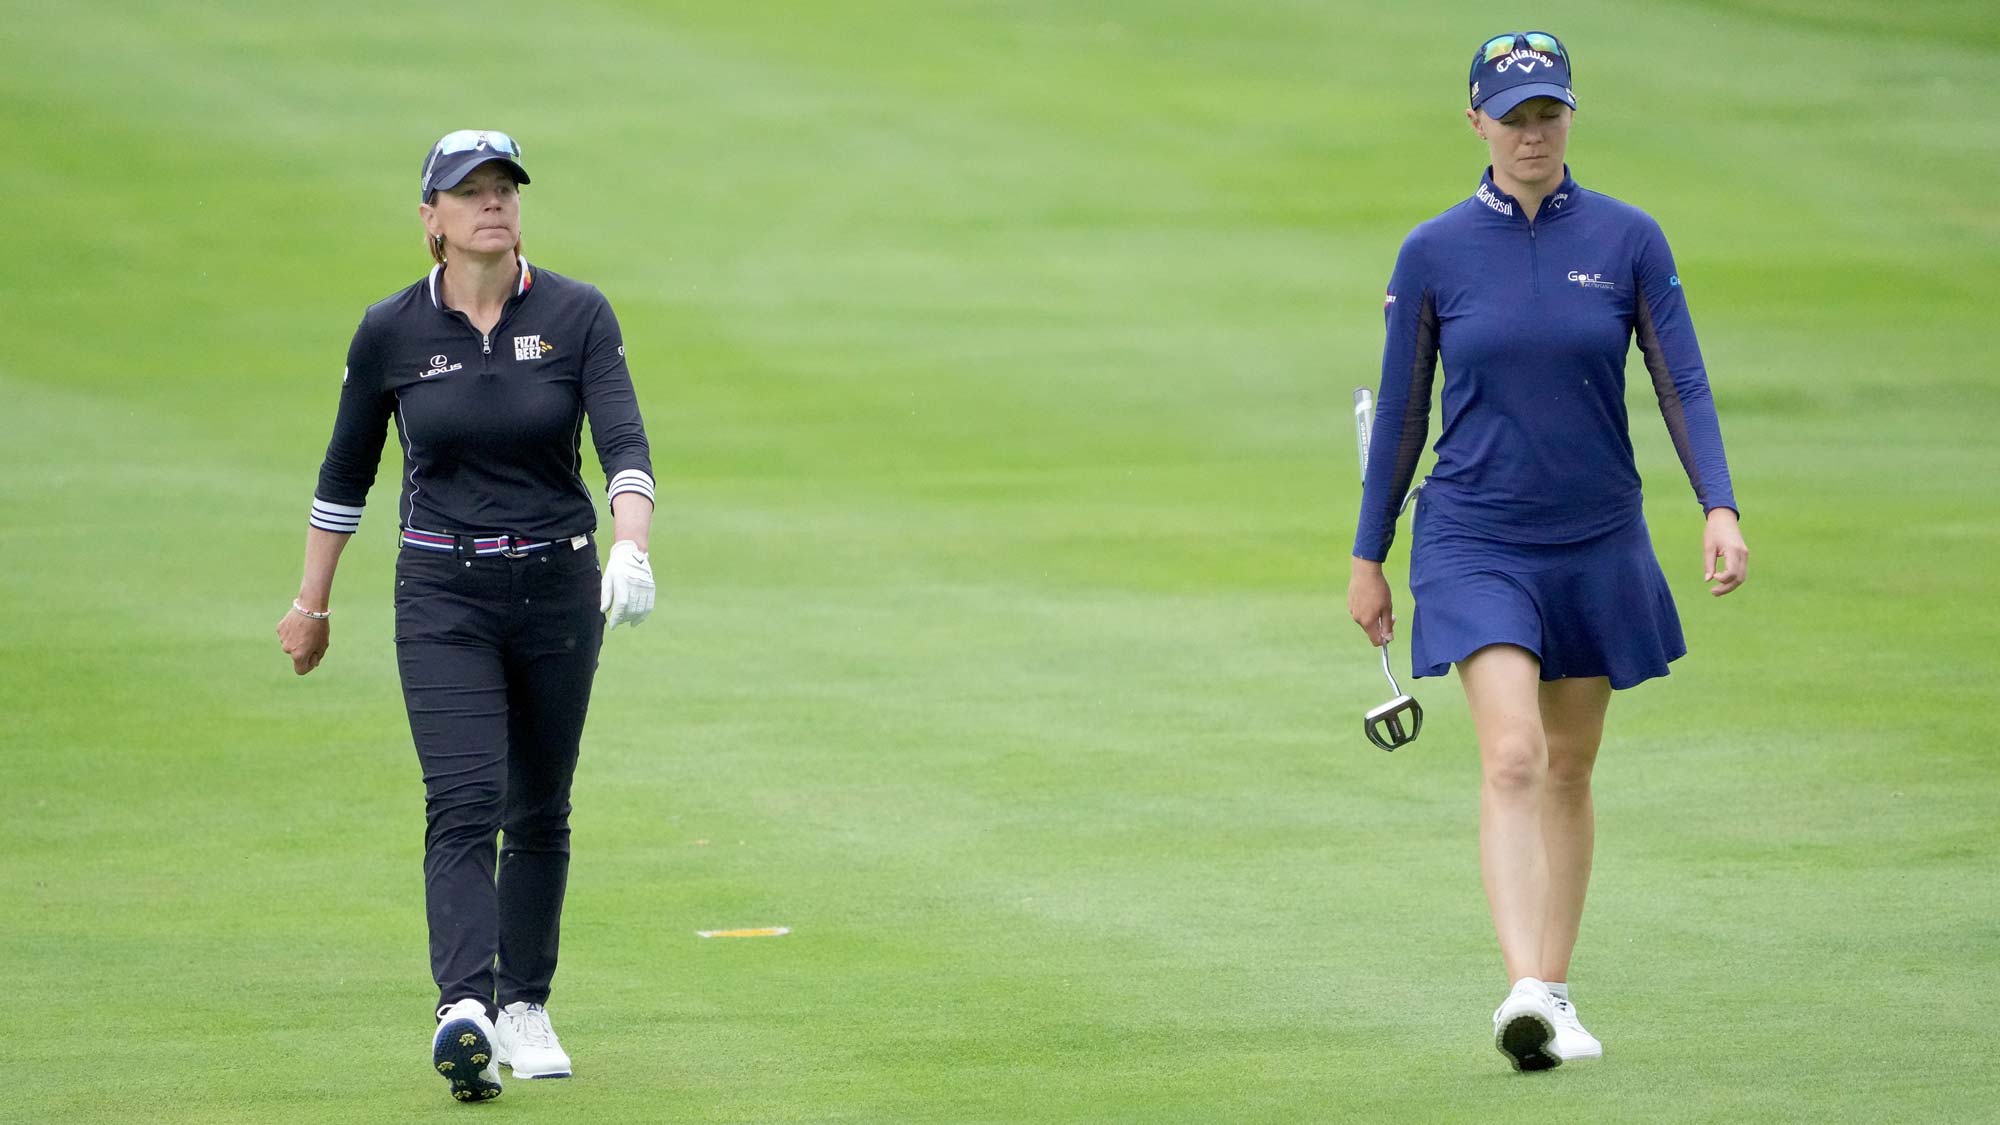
[1378,642,1404,697]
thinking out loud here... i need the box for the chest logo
[420,353,463,378]
[1566,270,1616,291]
[513,334,555,361]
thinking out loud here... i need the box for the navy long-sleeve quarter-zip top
[1353,167,1736,562]
[308,259,654,541]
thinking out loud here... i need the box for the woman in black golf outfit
[276,129,658,1102]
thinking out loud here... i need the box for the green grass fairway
[5,1,1998,1120]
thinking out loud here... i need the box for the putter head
[1364,694,1423,752]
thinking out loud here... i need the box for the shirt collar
[1473,166,1581,223]
[426,256,533,309]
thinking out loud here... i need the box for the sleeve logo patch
[513,334,555,361]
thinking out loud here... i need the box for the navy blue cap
[420,130,529,202]
[1469,32,1575,119]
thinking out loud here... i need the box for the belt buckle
[501,536,530,558]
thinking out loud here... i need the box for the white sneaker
[1492,977,1561,1072]
[432,999,502,1102]
[1551,996,1603,1061]
[495,1001,573,1079]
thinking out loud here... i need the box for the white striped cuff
[309,497,364,534]
[607,468,655,506]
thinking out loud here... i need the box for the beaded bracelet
[291,600,331,621]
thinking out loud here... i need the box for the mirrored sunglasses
[1481,32,1568,66]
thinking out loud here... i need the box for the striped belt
[401,528,556,557]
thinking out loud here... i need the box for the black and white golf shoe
[1492,978,1562,1073]
[433,999,503,1102]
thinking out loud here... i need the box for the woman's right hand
[1347,558,1395,646]
[277,606,330,675]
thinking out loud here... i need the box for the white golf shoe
[1551,996,1603,1062]
[432,999,503,1102]
[495,1001,573,1079]
[1492,977,1561,1072]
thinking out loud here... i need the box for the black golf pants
[393,539,604,1017]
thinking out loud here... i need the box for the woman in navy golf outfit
[276,130,659,1102]
[1347,34,1749,1071]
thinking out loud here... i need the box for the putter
[1354,385,1425,750]
[1365,640,1423,751]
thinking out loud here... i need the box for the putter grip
[1353,387,1374,483]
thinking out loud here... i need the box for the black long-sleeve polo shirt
[309,259,654,541]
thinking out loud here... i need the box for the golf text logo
[1476,182,1513,216]
[1567,270,1616,290]
[1494,48,1557,74]
[421,353,463,379]
[513,334,555,361]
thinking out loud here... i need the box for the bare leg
[1458,645,1549,983]
[1536,676,1611,983]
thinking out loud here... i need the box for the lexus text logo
[420,353,464,379]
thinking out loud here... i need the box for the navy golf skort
[1408,491,1685,690]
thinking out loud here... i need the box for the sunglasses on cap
[1479,32,1570,69]
[431,129,522,158]
[421,130,526,198]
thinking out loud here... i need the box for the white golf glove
[600,539,655,629]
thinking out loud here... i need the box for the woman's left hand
[1702,508,1748,596]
